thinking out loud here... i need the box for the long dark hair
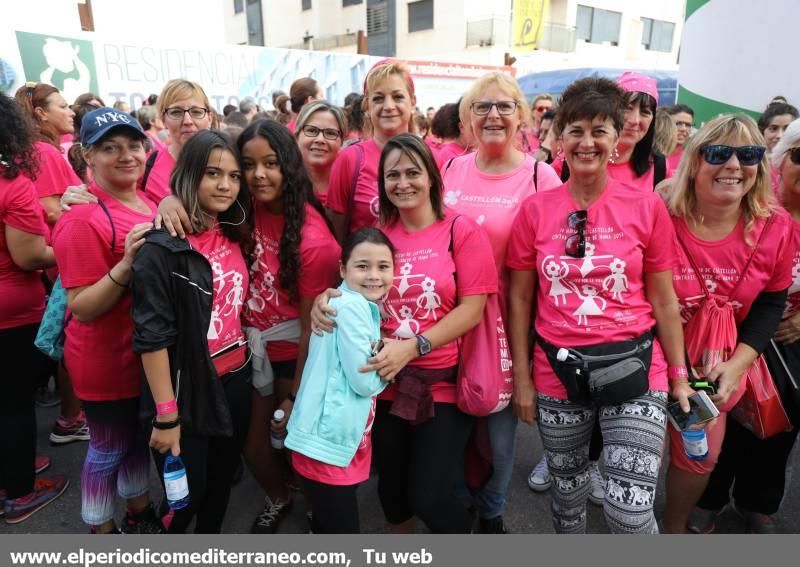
[378,133,446,226]
[170,130,253,260]
[0,93,39,180]
[625,91,658,177]
[238,119,333,303]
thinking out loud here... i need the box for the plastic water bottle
[681,429,708,461]
[163,453,190,510]
[271,409,287,450]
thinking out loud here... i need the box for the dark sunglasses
[786,147,800,165]
[700,145,765,166]
[565,210,588,258]
[535,106,550,112]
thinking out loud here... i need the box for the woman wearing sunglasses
[506,77,687,534]
[294,101,347,206]
[441,71,561,533]
[662,114,794,533]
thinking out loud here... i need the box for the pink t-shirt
[187,227,249,356]
[32,142,81,199]
[784,215,800,316]
[0,175,48,330]
[139,148,175,204]
[292,397,376,485]
[434,142,470,170]
[53,185,157,401]
[516,127,540,154]
[286,118,296,134]
[442,154,562,284]
[667,146,684,173]
[146,131,166,154]
[326,139,382,233]
[671,211,794,325]
[244,204,340,361]
[379,212,498,403]
[506,180,676,398]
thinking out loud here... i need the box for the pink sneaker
[35,455,50,474]
[3,475,69,524]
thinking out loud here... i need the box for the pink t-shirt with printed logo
[326,139,382,233]
[442,154,561,282]
[139,149,175,204]
[292,398,376,485]
[244,204,340,361]
[671,211,794,326]
[379,212,498,403]
[506,180,676,398]
[784,216,800,316]
[53,186,157,401]
[187,227,249,356]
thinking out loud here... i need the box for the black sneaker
[479,515,509,534]
[121,504,165,534]
[250,496,292,534]
[90,526,122,534]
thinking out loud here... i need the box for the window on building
[641,17,674,52]
[302,0,312,11]
[234,0,244,13]
[343,0,363,6]
[367,2,389,34]
[408,0,434,33]
[576,5,621,45]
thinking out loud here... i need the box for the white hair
[770,118,800,170]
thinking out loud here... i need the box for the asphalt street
[3,404,799,535]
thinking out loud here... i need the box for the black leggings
[301,476,360,533]
[373,400,474,533]
[698,414,800,515]
[0,324,42,498]
[151,363,252,533]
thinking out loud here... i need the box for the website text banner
[0,534,788,567]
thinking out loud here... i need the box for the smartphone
[667,390,720,430]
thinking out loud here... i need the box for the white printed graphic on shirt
[786,260,800,314]
[383,255,446,339]
[602,258,629,302]
[208,305,223,340]
[570,283,607,326]
[416,277,442,320]
[542,257,572,306]
[676,268,745,323]
[370,195,380,218]
[444,190,461,206]
[204,243,246,348]
[246,237,281,315]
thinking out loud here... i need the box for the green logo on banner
[15,31,99,103]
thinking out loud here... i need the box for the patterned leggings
[537,390,668,534]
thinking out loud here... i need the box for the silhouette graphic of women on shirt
[602,258,628,302]
[571,284,607,326]
[542,257,572,306]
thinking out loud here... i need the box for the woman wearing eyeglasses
[663,115,794,534]
[506,78,688,534]
[440,71,560,533]
[294,101,347,207]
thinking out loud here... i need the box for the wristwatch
[415,334,432,356]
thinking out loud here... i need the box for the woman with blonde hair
[663,114,793,533]
[653,108,678,164]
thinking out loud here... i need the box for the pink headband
[363,59,415,96]
[617,72,659,104]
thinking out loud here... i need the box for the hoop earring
[217,199,247,227]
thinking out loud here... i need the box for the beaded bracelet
[156,399,178,415]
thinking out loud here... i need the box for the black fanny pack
[537,331,654,406]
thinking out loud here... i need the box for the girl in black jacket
[131,130,253,533]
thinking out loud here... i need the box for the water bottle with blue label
[163,452,190,510]
[681,429,709,461]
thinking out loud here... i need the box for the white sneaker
[527,455,551,492]
[588,460,605,505]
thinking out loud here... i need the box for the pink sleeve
[326,148,358,215]
[505,199,537,270]
[452,217,498,296]
[764,216,794,292]
[4,178,47,235]
[643,197,677,273]
[299,240,341,299]
[54,217,113,288]
[33,147,79,198]
[535,161,563,192]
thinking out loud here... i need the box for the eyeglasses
[535,106,551,113]
[471,101,518,116]
[163,107,209,121]
[700,145,765,166]
[301,125,341,140]
[786,147,800,165]
[565,210,588,258]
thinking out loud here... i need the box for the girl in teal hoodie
[285,227,394,533]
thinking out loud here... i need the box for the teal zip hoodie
[285,282,387,467]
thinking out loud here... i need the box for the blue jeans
[456,404,518,519]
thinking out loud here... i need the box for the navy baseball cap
[81,107,146,145]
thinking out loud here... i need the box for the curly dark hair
[237,119,333,303]
[0,93,39,180]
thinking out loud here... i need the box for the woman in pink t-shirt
[0,93,67,525]
[326,60,417,241]
[441,71,561,532]
[132,130,252,533]
[663,115,793,534]
[294,101,347,207]
[52,107,161,534]
[429,102,472,169]
[238,120,340,534]
[506,77,688,534]
[285,77,324,134]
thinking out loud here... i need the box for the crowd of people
[1,61,799,535]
